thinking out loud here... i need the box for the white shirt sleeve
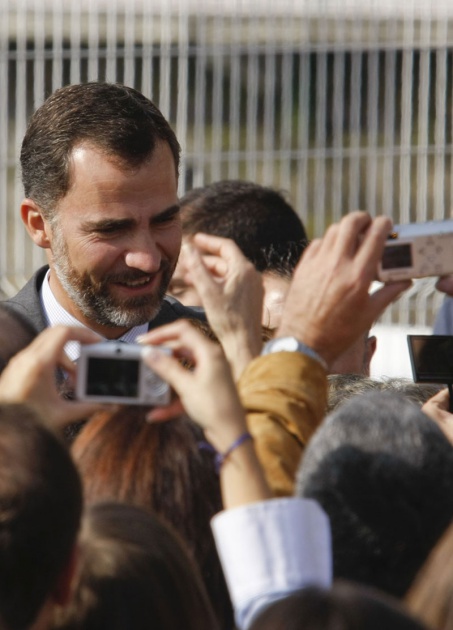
[211,497,332,630]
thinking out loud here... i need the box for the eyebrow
[81,204,181,232]
[150,204,180,224]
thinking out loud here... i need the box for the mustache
[106,263,170,285]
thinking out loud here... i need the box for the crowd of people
[1,81,453,629]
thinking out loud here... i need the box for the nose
[123,232,162,273]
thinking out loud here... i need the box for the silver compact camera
[76,342,171,406]
[378,219,453,282]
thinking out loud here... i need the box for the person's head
[20,82,182,338]
[327,374,442,414]
[296,391,453,598]
[0,403,82,630]
[169,180,308,326]
[0,304,37,374]
[249,582,428,630]
[71,406,232,628]
[54,501,218,630]
[180,180,307,270]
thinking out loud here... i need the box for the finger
[146,399,185,422]
[196,255,228,278]
[296,237,323,264]
[333,211,375,259]
[142,346,190,390]
[368,280,411,321]
[49,401,106,429]
[192,232,242,261]
[436,275,453,296]
[426,388,450,410]
[355,215,393,276]
[139,319,209,350]
[184,248,227,290]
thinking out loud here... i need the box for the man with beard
[5,82,203,359]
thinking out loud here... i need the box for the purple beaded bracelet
[199,431,253,473]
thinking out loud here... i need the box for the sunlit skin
[169,251,291,330]
[261,273,290,331]
[27,142,181,339]
[168,240,204,307]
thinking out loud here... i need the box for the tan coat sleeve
[238,351,328,497]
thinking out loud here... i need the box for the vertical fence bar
[416,18,432,223]
[51,0,63,91]
[0,3,9,294]
[227,8,241,180]
[141,6,153,98]
[105,0,118,82]
[70,0,82,84]
[314,30,327,236]
[209,12,225,183]
[332,18,345,221]
[245,13,259,183]
[13,0,28,284]
[382,48,396,219]
[262,11,276,184]
[123,0,136,86]
[176,3,189,192]
[279,10,294,194]
[434,19,448,220]
[365,48,379,218]
[192,9,207,186]
[348,50,363,213]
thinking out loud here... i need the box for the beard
[51,229,174,329]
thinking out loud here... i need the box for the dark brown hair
[180,180,308,275]
[21,82,181,217]
[71,408,233,628]
[0,403,82,630]
[250,582,427,630]
[54,501,218,630]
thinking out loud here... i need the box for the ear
[51,543,79,607]
[20,198,52,249]
[363,335,377,376]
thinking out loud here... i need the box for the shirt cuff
[211,497,332,629]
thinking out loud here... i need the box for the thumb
[142,347,189,392]
[369,280,411,320]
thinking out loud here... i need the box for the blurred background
[1,0,452,374]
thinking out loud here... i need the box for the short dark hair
[54,502,218,630]
[327,374,442,414]
[296,391,453,598]
[20,82,181,218]
[180,180,308,274]
[249,582,428,630]
[0,403,82,629]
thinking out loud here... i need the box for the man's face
[45,142,181,337]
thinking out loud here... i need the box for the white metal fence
[1,0,453,326]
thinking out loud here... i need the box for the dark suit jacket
[4,265,206,333]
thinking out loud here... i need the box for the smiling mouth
[117,276,153,288]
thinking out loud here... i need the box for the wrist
[262,336,328,371]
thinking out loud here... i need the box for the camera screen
[86,357,140,398]
[408,335,453,383]
[381,243,413,270]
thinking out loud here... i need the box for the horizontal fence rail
[1,0,452,326]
